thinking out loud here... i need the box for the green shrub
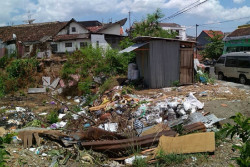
[78,77,93,94]
[0,56,10,68]
[47,111,59,124]
[172,80,180,87]
[221,113,249,167]
[7,58,38,79]
[0,137,10,167]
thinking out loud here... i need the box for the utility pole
[128,11,131,28]
[195,24,199,58]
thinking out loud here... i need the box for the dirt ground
[0,80,249,167]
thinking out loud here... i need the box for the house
[0,21,67,57]
[223,24,250,53]
[52,18,127,53]
[120,36,195,88]
[159,23,187,40]
[197,30,223,50]
[0,18,127,58]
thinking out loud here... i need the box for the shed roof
[119,43,148,53]
[133,36,196,43]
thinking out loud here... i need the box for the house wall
[141,40,180,88]
[91,34,109,49]
[58,22,88,35]
[162,26,187,40]
[197,32,210,48]
[52,39,90,53]
[99,24,121,35]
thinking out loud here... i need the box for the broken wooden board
[28,88,46,94]
[141,123,170,136]
[155,132,215,154]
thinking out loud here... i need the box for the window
[225,56,238,67]
[80,42,88,48]
[72,27,76,32]
[51,44,58,52]
[96,41,99,48]
[217,57,225,64]
[65,42,72,47]
[238,56,250,68]
[25,46,30,52]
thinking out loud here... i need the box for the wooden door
[180,48,194,85]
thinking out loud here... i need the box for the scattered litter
[125,155,147,165]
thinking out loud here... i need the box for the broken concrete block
[155,132,215,154]
[51,88,63,96]
[42,77,50,87]
[50,78,60,89]
[28,88,46,94]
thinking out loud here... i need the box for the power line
[160,0,209,22]
[199,16,250,26]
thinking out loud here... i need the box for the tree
[131,8,177,38]
[201,31,224,60]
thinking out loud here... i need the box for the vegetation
[195,72,215,84]
[131,8,177,39]
[0,57,39,97]
[221,113,250,167]
[47,110,59,124]
[156,150,190,166]
[200,31,224,60]
[0,137,10,167]
[132,156,148,167]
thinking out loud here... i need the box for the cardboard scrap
[0,127,6,137]
[141,123,170,136]
[89,103,110,111]
[155,132,215,154]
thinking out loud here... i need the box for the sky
[0,0,249,36]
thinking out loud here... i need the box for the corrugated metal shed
[122,36,195,88]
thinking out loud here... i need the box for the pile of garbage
[0,85,226,166]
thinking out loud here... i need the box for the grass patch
[132,156,148,167]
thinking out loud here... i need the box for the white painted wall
[99,24,121,35]
[58,22,89,35]
[52,39,90,53]
[162,26,187,40]
[91,34,109,49]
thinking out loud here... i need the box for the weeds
[47,110,59,123]
[132,156,148,167]
[195,72,215,84]
[221,113,249,167]
[172,80,180,87]
[0,137,10,167]
[156,150,189,166]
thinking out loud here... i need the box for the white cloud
[233,0,245,4]
[0,0,249,26]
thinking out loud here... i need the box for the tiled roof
[86,26,103,33]
[203,30,223,38]
[53,34,89,41]
[0,22,67,42]
[227,26,250,37]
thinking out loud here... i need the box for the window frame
[72,27,76,32]
[65,42,72,48]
